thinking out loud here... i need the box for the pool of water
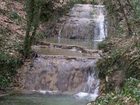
[33,46,96,58]
[44,37,95,49]
[0,94,88,105]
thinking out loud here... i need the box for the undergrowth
[93,78,140,105]
[0,52,21,89]
[97,37,140,79]
[95,36,140,105]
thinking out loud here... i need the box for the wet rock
[18,55,97,93]
[32,42,100,58]
[61,4,95,39]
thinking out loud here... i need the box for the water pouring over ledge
[46,4,107,49]
[34,4,106,101]
[1,4,107,105]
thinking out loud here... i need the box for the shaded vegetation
[97,37,140,79]
[95,0,140,104]
[103,0,140,36]
[96,0,140,89]
[0,52,22,89]
[93,78,140,105]
[23,0,42,58]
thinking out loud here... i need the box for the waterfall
[75,61,100,101]
[44,4,106,101]
[63,4,107,101]
[94,5,106,40]
[93,5,106,48]
[21,4,107,103]
[56,4,107,49]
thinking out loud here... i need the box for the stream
[0,4,107,105]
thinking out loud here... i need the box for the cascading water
[94,5,106,40]
[46,4,107,49]
[57,4,106,101]
[6,4,107,105]
[27,4,106,101]
[75,62,100,101]
[93,5,107,48]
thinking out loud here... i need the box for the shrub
[92,78,140,105]
[97,37,140,80]
[0,52,21,89]
[9,11,21,20]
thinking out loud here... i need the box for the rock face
[61,4,95,39]
[19,55,97,94]
[15,42,101,94]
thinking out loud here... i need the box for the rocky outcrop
[33,42,101,58]
[15,42,100,94]
[17,55,97,94]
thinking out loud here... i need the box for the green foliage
[131,0,140,19]
[0,28,9,44]
[40,1,56,21]
[0,75,10,89]
[97,40,113,52]
[70,0,87,4]
[40,0,96,22]
[13,42,24,55]
[8,11,22,25]
[0,52,21,89]
[97,49,122,78]
[9,11,21,20]
[35,31,46,41]
[0,27,11,52]
[40,0,74,21]
[0,27,9,34]
[123,78,140,103]
[97,37,140,79]
[93,78,140,105]
[104,0,140,36]
[130,0,140,34]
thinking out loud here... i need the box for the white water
[74,5,106,101]
[93,5,107,48]
[43,4,107,102]
[32,90,59,95]
[75,69,100,101]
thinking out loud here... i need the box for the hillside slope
[0,0,26,56]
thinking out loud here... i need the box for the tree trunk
[24,0,35,58]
